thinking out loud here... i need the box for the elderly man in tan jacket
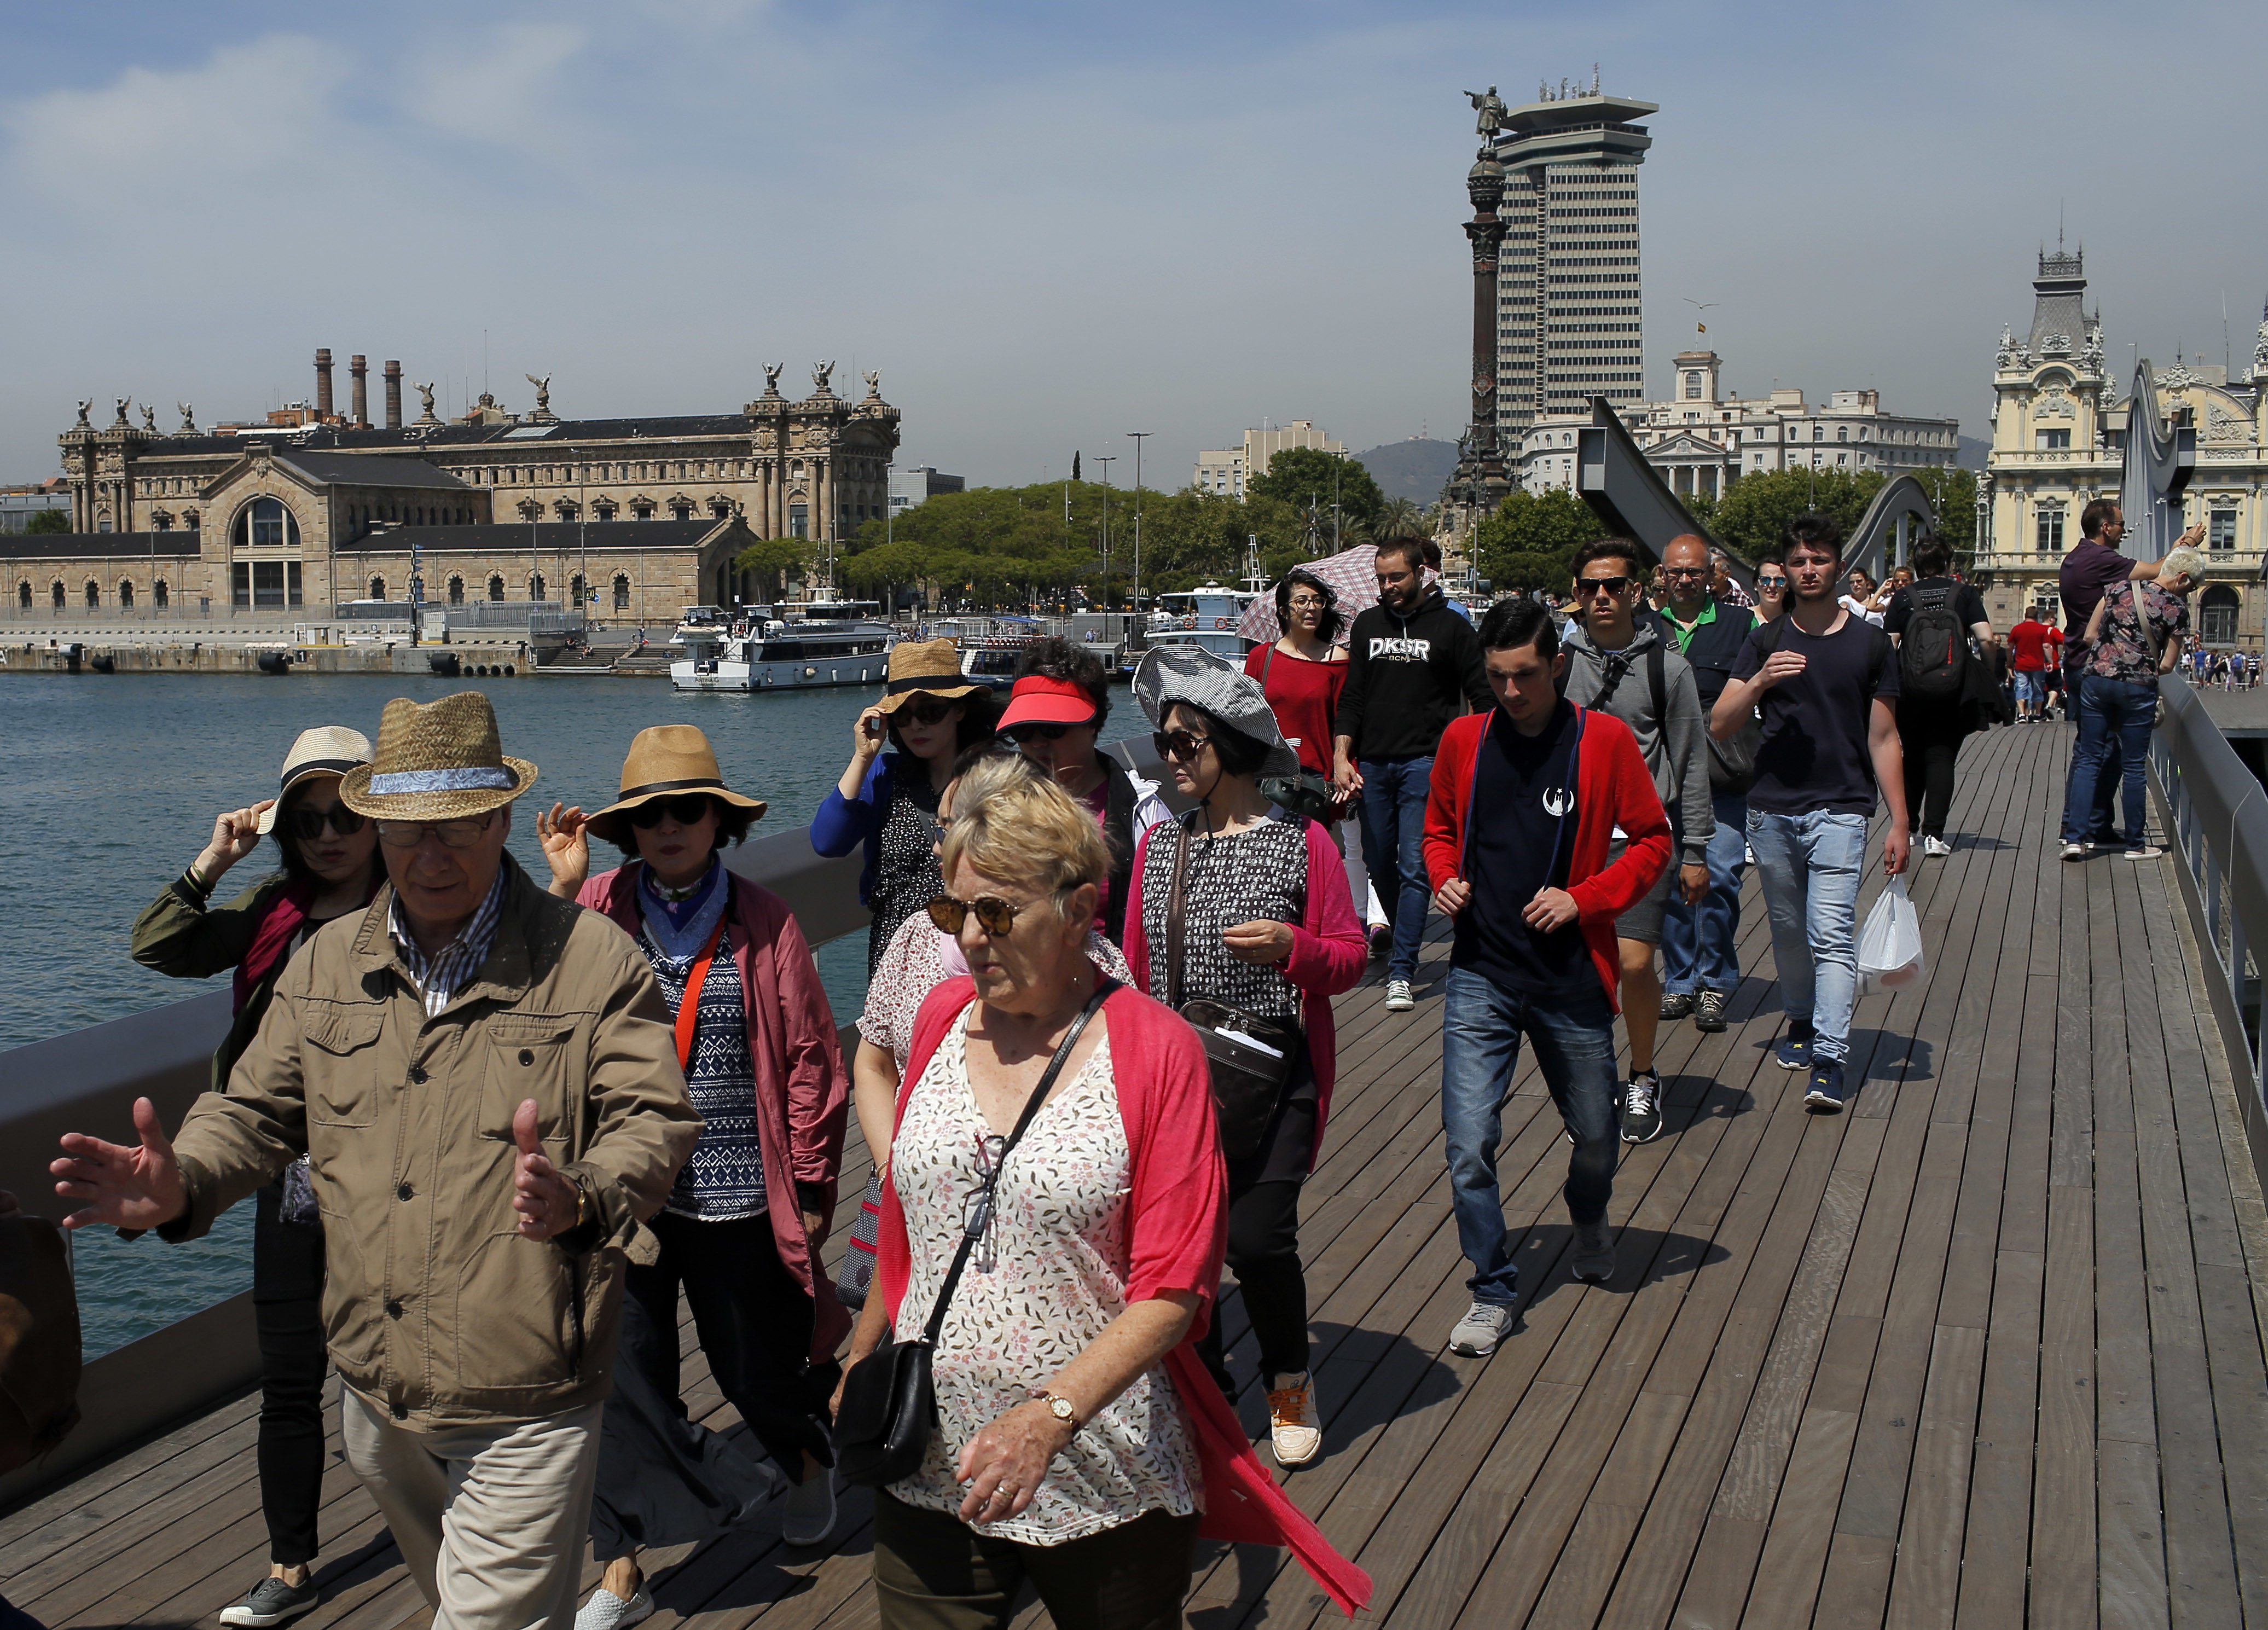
[54,691,702,1630]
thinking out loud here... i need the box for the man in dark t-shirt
[1714,513,1909,1113]
[1882,536,1996,856]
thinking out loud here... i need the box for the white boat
[1144,582,1260,662]
[933,615,1044,690]
[668,602,898,693]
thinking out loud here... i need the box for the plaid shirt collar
[388,868,509,1017]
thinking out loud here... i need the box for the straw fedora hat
[585,725,767,844]
[338,692,537,822]
[256,725,373,834]
[872,637,987,716]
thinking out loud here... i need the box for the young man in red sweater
[1424,598,1672,1358]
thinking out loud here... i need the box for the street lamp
[1127,432,1151,624]
[1094,454,1117,610]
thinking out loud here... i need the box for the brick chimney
[384,361,403,430]
[350,355,369,429]
[314,349,334,419]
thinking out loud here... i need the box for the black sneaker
[1620,1071,1663,1143]
[1658,991,1696,1022]
[219,1574,321,1628]
[1803,1061,1848,1114]
[1692,989,1730,1032]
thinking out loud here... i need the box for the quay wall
[0,639,552,677]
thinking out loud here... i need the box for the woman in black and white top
[1120,646,1367,1470]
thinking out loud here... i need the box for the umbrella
[1237,544,1382,645]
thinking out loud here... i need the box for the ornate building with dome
[1977,250,2267,649]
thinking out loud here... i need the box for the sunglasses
[628,794,717,829]
[287,805,366,840]
[895,698,959,728]
[376,815,494,850]
[1757,577,1788,591]
[926,892,1024,937]
[1577,575,1635,597]
[1152,728,1212,763]
[1004,720,1088,745]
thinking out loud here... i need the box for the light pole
[1127,432,1151,624]
[1094,454,1117,610]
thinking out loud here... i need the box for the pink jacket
[875,978,1371,1614]
[1121,814,1368,1169]
[580,865,852,1361]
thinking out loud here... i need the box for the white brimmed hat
[256,726,373,834]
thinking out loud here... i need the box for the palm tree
[1374,496,1426,537]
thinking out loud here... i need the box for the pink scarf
[230,880,319,1013]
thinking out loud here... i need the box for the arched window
[2201,584,2240,646]
[50,582,64,608]
[231,496,299,551]
[16,581,29,610]
[529,573,546,601]
[84,581,99,607]
[369,577,387,601]
[154,579,169,608]
[448,575,465,606]
[613,574,631,611]
[488,575,505,602]
[119,579,134,608]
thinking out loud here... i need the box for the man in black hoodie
[1333,536,1492,1011]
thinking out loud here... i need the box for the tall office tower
[1490,89,1656,435]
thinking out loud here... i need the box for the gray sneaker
[1384,978,1414,1012]
[1693,988,1730,1032]
[219,1575,321,1628]
[1619,1072,1663,1144]
[1658,991,1696,1021]
[575,1584,653,1630]
[1570,1219,1616,1284]
[1450,1300,1515,1356]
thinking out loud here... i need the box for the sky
[4,1,2266,490]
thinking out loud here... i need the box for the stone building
[1193,420,1345,498]
[1976,250,2268,649]
[23,356,899,622]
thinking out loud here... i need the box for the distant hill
[1355,438,1459,503]
[1957,436,1990,472]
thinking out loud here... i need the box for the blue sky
[3,1,2264,488]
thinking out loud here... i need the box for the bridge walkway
[4,721,2267,1627]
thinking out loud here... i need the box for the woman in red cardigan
[538,724,850,1626]
[849,771,1369,1629]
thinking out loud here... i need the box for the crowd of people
[19,504,2199,1630]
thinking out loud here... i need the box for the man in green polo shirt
[1655,535,1757,1034]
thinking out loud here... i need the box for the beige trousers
[342,1390,602,1630]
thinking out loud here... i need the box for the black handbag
[1168,817,1301,1163]
[833,980,1116,1489]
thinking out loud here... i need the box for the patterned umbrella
[1237,544,1383,645]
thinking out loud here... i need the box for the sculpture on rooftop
[177,403,196,434]
[811,361,836,396]
[862,369,881,399]
[412,381,442,427]
[524,373,554,422]
[763,362,784,397]
[142,404,157,432]
[113,397,131,427]
[76,399,91,428]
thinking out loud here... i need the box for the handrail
[2150,675,2268,1199]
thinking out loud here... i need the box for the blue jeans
[1745,809,1867,1065]
[2063,650,2120,840]
[1440,967,1620,1306]
[1660,789,1747,996]
[2064,673,2156,848]
[1360,755,1435,982]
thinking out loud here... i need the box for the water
[2,672,884,1355]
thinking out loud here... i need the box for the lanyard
[672,916,730,1072]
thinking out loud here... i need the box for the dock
[5,719,2267,1627]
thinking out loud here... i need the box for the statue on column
[1464,85,1507,143]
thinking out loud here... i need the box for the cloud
[398,22,588,152]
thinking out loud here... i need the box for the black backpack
[1899,583,1969,701]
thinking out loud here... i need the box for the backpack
[1899,583,1969,701]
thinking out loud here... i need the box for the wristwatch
[1034,1390,1079,1428]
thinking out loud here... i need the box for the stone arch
[50,581,65,608]
[16,580,30,609]
[2201,583,2241,646]
[154,579,169,608]
[448,575,465,605]
[119,579,135,608]
[612,573,630,611]
[488,574,505,601]
[84,580,100,607]
[229,494,303,552]
[369,576,387,601]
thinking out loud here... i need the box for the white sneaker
[1266,1372,1322,1467]
[576,1585,653,1630]
[1384,978,1414,1012]
[1450,1300,1514,1356]
[1922,835,1951,858]
[782,1469,837,1546]
[2061,842,2085,862]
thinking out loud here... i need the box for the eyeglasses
[1577,575,1634,597]
[926,892,1024,937]
[375,815,494,849]
[1286,594,1327,610]
[287,805,366,840]
[628,794,716,829]
[1152,728,1213,763]
[896,698,959,727]
[1662,566,1709,582]
[1004,720,1088,745]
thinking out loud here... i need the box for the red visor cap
[997,674,1100,730]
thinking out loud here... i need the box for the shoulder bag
[833,979,1116,1489]
[1255,643,1351,823]
[1170,817,1302,1163]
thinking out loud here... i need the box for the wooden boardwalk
[7,722,2268,1628]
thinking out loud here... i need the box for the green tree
[732,533,812,603]
[1710,467,1884,562]
[25,508,69,535]
[1375,496,1429,538]
[1249,448,1385,535]
[1910,465,1978,560]
[1470,487,1605,592]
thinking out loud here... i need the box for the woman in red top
[1243,568,1348,779]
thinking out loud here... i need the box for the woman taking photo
[843,770,1367,1629]
[996,635,1169,946]
[132,726,381,1629]
[1123,647,1365,1467]
[537,725,850,1627]
[814,638,996,972]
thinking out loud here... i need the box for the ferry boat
[1143,581,1261,662]
[932,614,1044,690]
[668,601,898,693]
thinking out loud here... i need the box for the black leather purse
[834,980,1116,1489]
[1168,817,1301,1163]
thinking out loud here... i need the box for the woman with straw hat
[537,725,851,1626]
[814,637,997,973]
[131,724,381,1629]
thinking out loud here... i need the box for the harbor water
[2,672,886,1355]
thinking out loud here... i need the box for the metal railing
[2150,676,2268,1199]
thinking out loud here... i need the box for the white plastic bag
[1857,873,1925,996]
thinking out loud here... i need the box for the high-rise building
[1490,90,1656,434]
[1192,420,1345,497]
